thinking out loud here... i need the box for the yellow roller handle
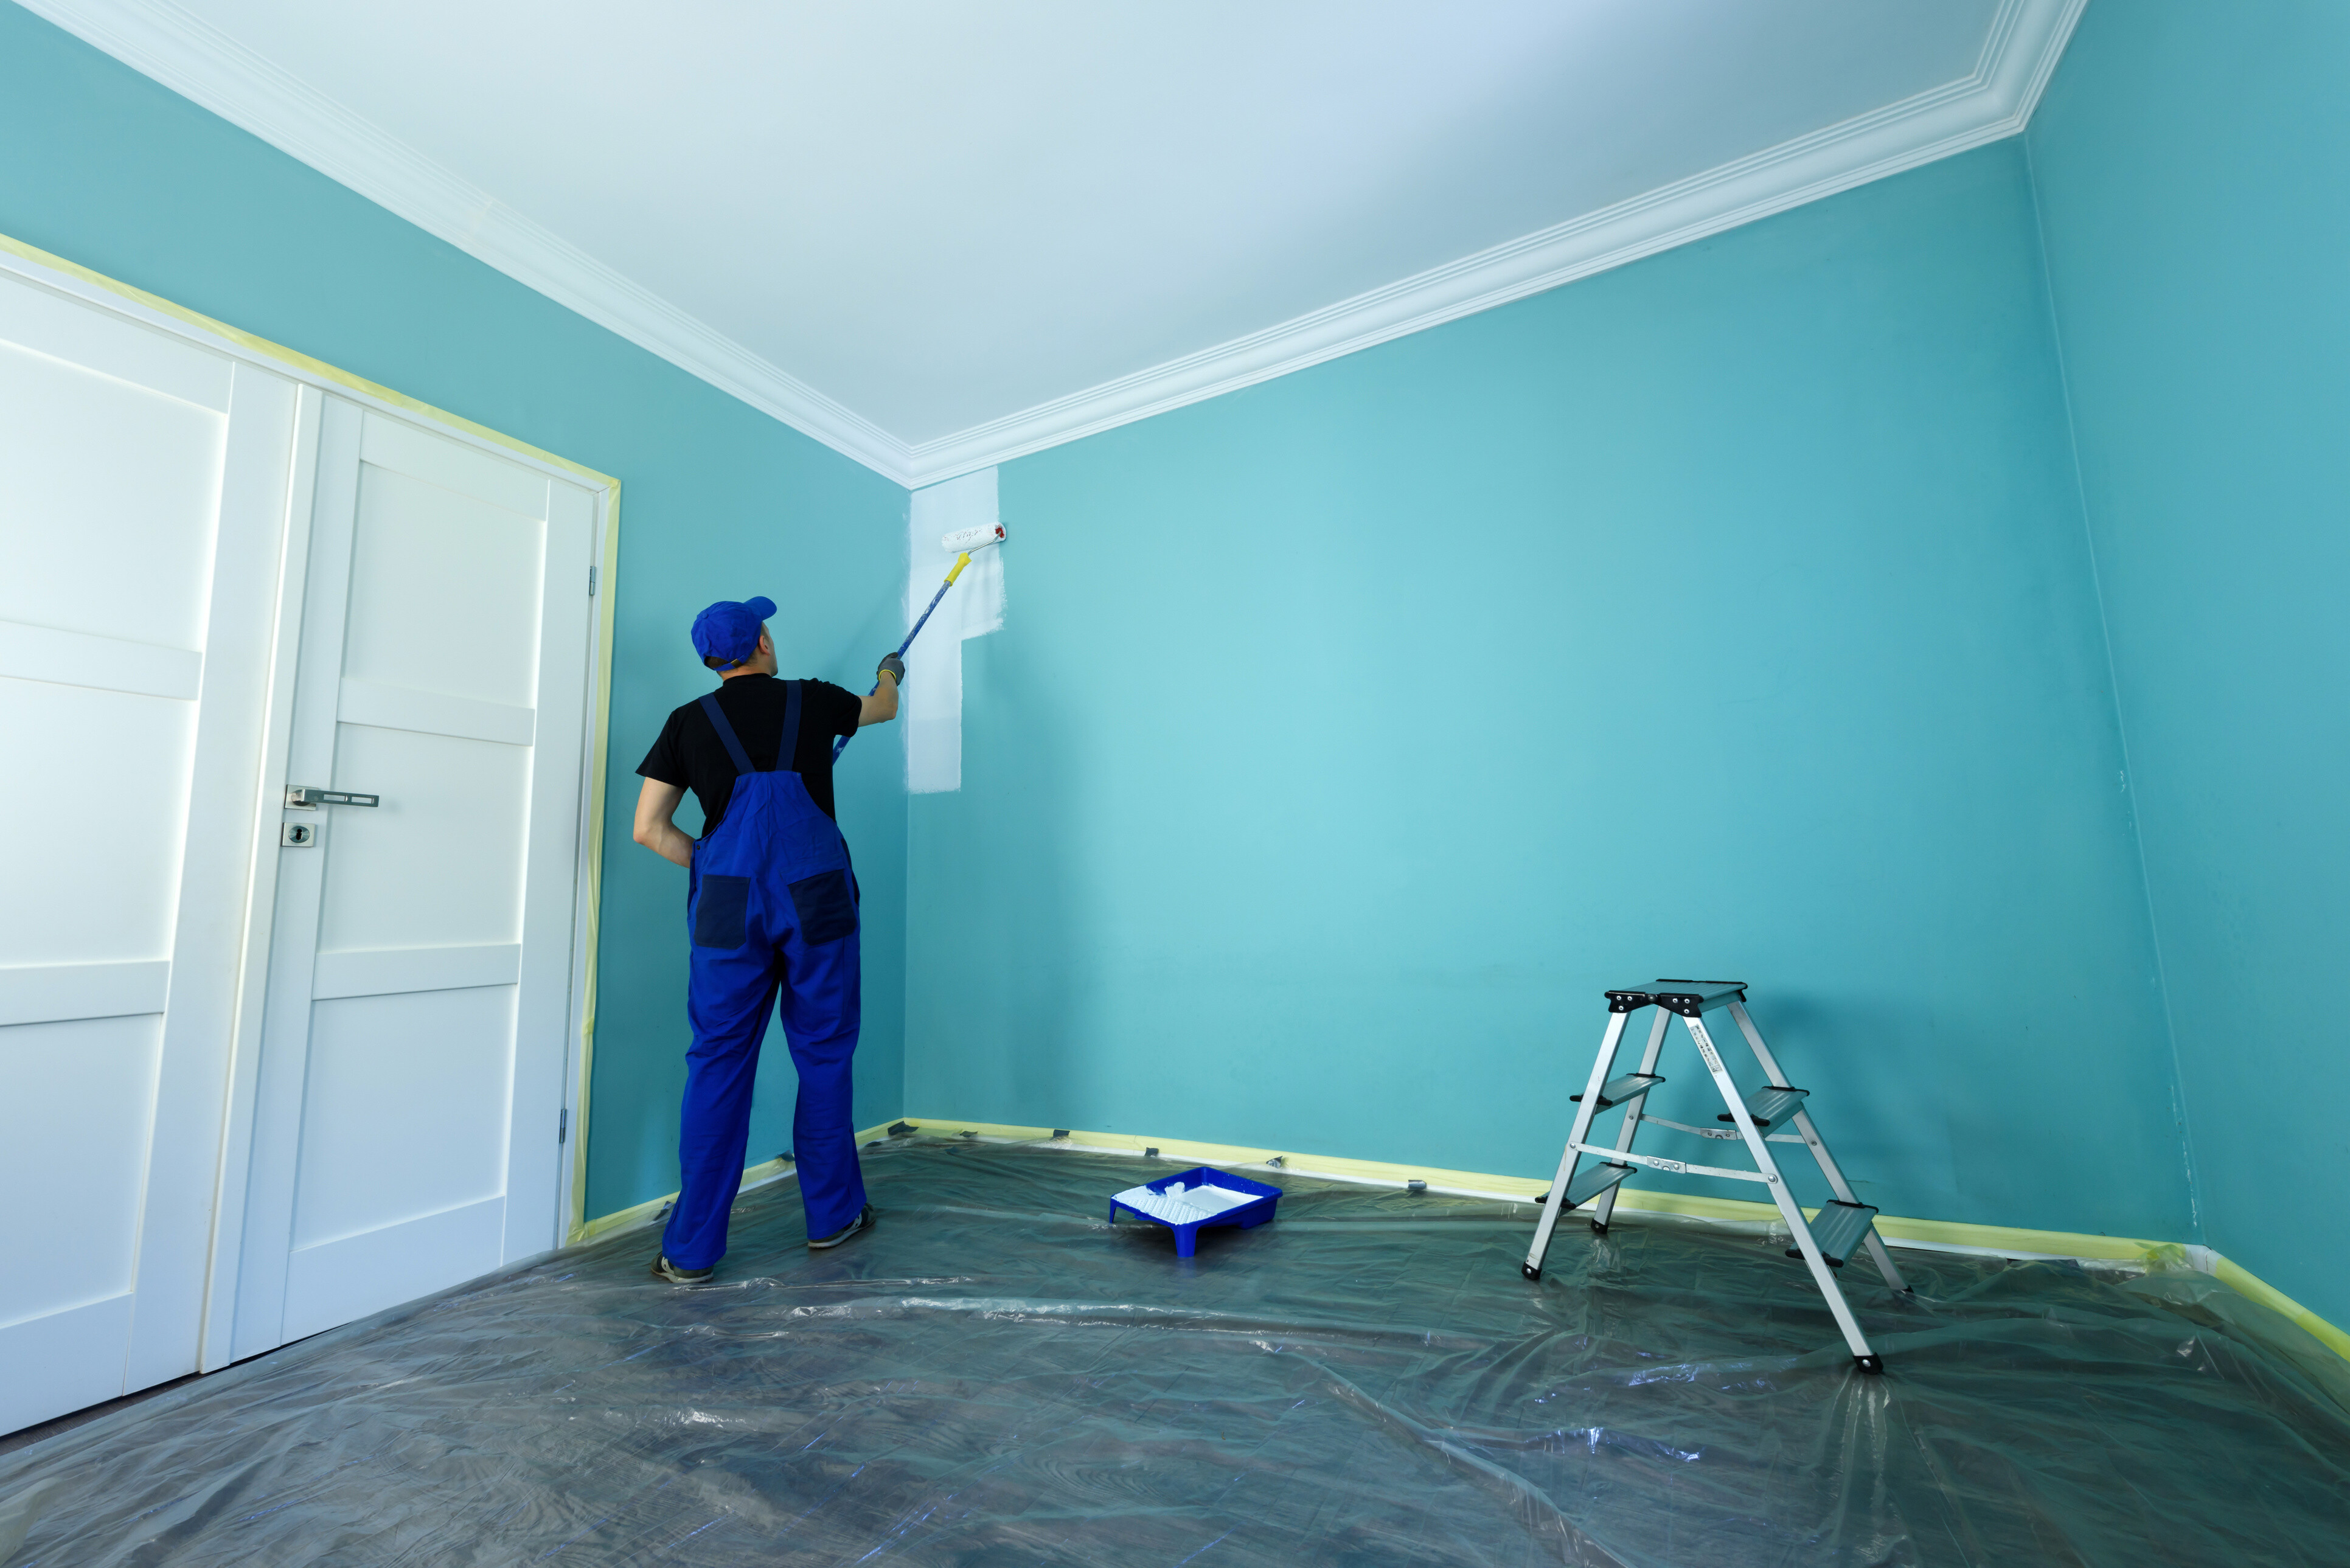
[944,550,974,586]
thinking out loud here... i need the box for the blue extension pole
[832,536,992,762]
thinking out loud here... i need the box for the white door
[0,270,297,1431]
[227,398,595,1356]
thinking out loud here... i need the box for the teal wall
[2028,2,2350,1328]
[909,143,2197,1241]
[0,4,909,1222]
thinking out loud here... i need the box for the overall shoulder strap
[697,691,756,774]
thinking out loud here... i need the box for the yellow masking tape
[2214,1256,2350,1362]
[0,231,618,488]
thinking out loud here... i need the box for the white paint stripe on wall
[904,468,1003,794]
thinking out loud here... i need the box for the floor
[2,1136,2345,1566]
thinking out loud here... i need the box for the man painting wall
[631,595,904,1282]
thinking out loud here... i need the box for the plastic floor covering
[4,1135,2347,1566]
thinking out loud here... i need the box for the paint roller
[832,522,1008,760]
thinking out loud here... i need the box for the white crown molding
[900,0,2087,485]
[16,0,917,480]
[22,0,2084,492]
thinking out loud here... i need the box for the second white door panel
[0,335,226,650]
[345,463,547,709]
[292,987,517,1251]
[0,680,196,966]
[231,397,590,1357]
[316,725,532,952]
[0,1015,164,1328]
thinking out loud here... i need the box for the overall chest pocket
[788,869,858,945]
[693,875,751,948]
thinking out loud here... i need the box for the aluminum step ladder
[1521,979,1911,1372]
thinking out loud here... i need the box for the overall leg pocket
[693,875,751,948]
[788,869,858,945]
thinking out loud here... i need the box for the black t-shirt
[637,675,863,835]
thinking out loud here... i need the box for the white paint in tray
[1112,1181,1259,1227]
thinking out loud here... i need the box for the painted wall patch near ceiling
[904,468,1004,794]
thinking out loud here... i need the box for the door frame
[0,232,622,1371]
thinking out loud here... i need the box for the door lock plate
[281,822,318,847]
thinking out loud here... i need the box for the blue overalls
[664,681,867,1268]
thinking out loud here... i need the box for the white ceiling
[28,0,2084,483]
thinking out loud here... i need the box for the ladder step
[1562,1160,1636,1210]
[1570,1073,1665,1110]
[1788,1199,1879,1268]
[1647,979,1747,1017]
[1717,1084,1807,1128]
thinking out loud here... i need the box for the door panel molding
[0,620,203,701]
[0,960,170,1027]
[311,943,522,1000]
[338,676,535,746]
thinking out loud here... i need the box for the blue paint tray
[1108,1166,1282,1257]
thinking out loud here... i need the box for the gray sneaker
[650,1253,714,1284]
[808,1204,876,1251]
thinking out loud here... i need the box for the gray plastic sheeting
[3,1136,2346,1566]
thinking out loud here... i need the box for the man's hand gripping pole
[833,524,1007,761]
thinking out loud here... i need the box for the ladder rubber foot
[1521,1262,1542,1283]
[1853,1355,1884,1375]
[1589,1220,1609,1236]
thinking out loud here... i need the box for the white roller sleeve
[904,468,1004,794]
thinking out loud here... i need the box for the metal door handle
[285,786,381,808]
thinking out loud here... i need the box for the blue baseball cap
[690,595,775,668]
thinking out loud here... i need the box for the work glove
[877,653,906,686]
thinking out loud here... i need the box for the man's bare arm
[633,779,694,867]
[859,665,900,728]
